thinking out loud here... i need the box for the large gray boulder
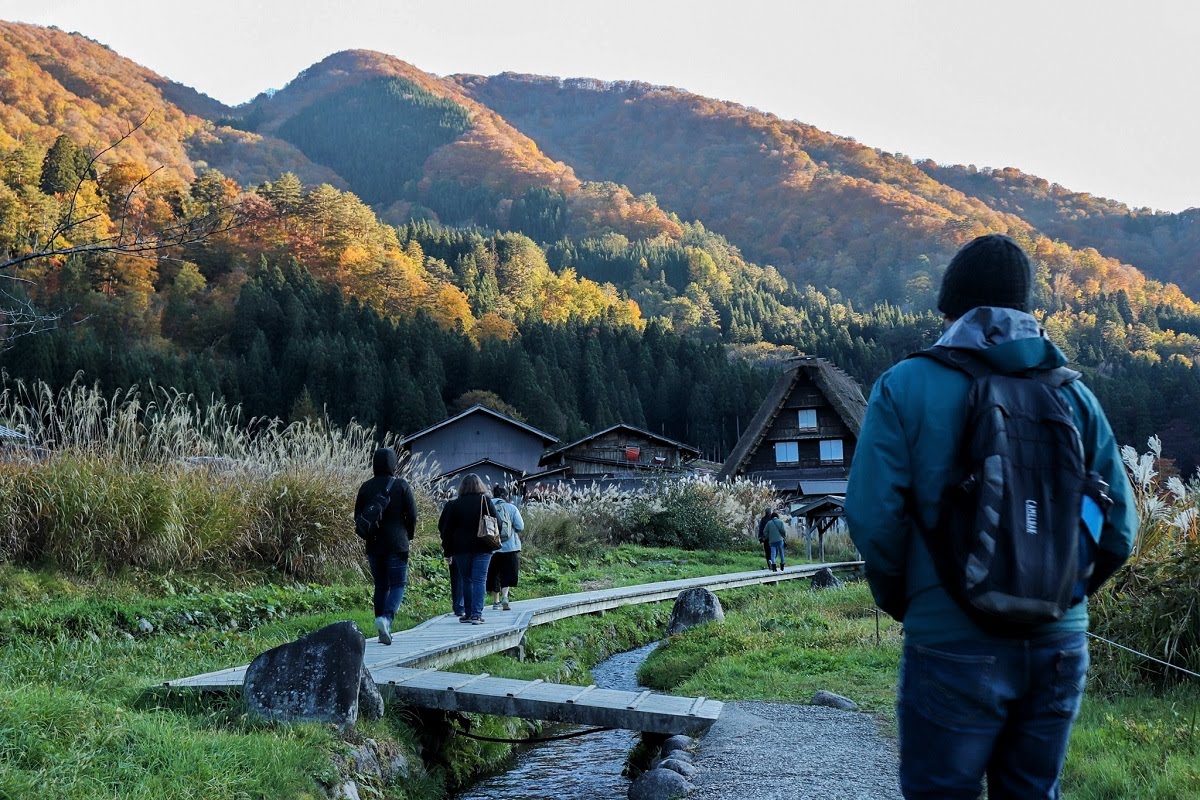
[666,589,724,636]
[358,665,385,721]
[811,690,858,711]
[659,758,697,778]
[660,734,694,759]
[810,567,843,590]
[629,767,691,800]
[244,621,367,727]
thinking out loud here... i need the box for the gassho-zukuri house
[718,355,867,503]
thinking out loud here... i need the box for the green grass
[9,542,1190,799]
[635,578,1200,799]
[1063,687,1200,799]
[0,544,774,799]
[638,580,902,715]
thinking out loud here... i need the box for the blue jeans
[455,551,493,620]
[367,553,408,623]
[449,559,464,616]
[898,632,1089,799]
[769,540,785,565]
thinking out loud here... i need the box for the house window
[797,409,817,430]
[774,441,799,464]
[819,439,844,463]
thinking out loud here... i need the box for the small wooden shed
[527,423,702,491]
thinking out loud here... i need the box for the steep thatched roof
[718,356,867,479]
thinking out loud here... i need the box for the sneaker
[374,616,392,646]
[459,615,473,623]
[492,602,502,611]
[502,602,511,611]
[470,616,485,625]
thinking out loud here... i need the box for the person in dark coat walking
[438,474,499,624]
[756,507,774,569]
[354,447,417,645]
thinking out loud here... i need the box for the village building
[718,356,866,555]
[718,356,866,498]
[526,423,702,492]
[398,405,559,490]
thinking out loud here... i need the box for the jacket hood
[936,306,1067,373]
[372,447,398,477]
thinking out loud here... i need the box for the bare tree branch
[0,111,258,346]
[0,276,66,350]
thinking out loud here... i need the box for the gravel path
[689,701,902,799]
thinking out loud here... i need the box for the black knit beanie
[937,234,1032,319]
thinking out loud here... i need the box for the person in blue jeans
[447,556,464,617]
[438,474,500,624]
[763,511,787,572]
[846,235,1137,799]
[353,447,417,646]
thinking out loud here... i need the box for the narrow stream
[455,642,659,799]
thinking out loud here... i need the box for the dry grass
[0,377,438,578]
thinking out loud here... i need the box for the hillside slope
[0,22,345,189]
[457,73,1190,311]
[916,162,1200,296]
[231,50,681,241]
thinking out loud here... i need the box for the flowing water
[455,642,659,800]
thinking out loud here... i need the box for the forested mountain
[4,20,1200,470]
[916,162,1200,296]
[457,74,1194,312]
[0,21,344,189]
[227,50,680,242]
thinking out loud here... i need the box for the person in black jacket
[354,447,417,645]
[438,473,499,624]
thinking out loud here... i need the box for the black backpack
[355,477,395,541]
[911,346,1108,636]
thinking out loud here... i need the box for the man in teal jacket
[846,234,1137,799]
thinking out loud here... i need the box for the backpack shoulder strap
[1033,366,1082,388]
[911,347,1082,388]
[907,345,992,380]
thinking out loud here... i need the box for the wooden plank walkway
[165,560,860,689]
[373,666,723,735]
[162,560,860,733]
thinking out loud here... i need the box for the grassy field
[634,578,1200,798]
[0,543,764,799]
[3,541,1194,798]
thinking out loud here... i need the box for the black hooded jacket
[354,448,418,557]
[438,491,499,556]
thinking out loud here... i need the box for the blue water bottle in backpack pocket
[1074,473,1111,603]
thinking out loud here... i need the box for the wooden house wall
[406,414,548,476]
[556,430,683,476]
[745,372,857,474]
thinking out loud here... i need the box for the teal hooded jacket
[845,307,1138,645]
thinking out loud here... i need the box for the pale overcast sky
[5,0,1196,211]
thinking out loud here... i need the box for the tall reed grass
[1090,436,1200,689]
[0,377,438,579]
[519,475,776,553]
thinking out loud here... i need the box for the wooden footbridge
[164,561,861,734]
